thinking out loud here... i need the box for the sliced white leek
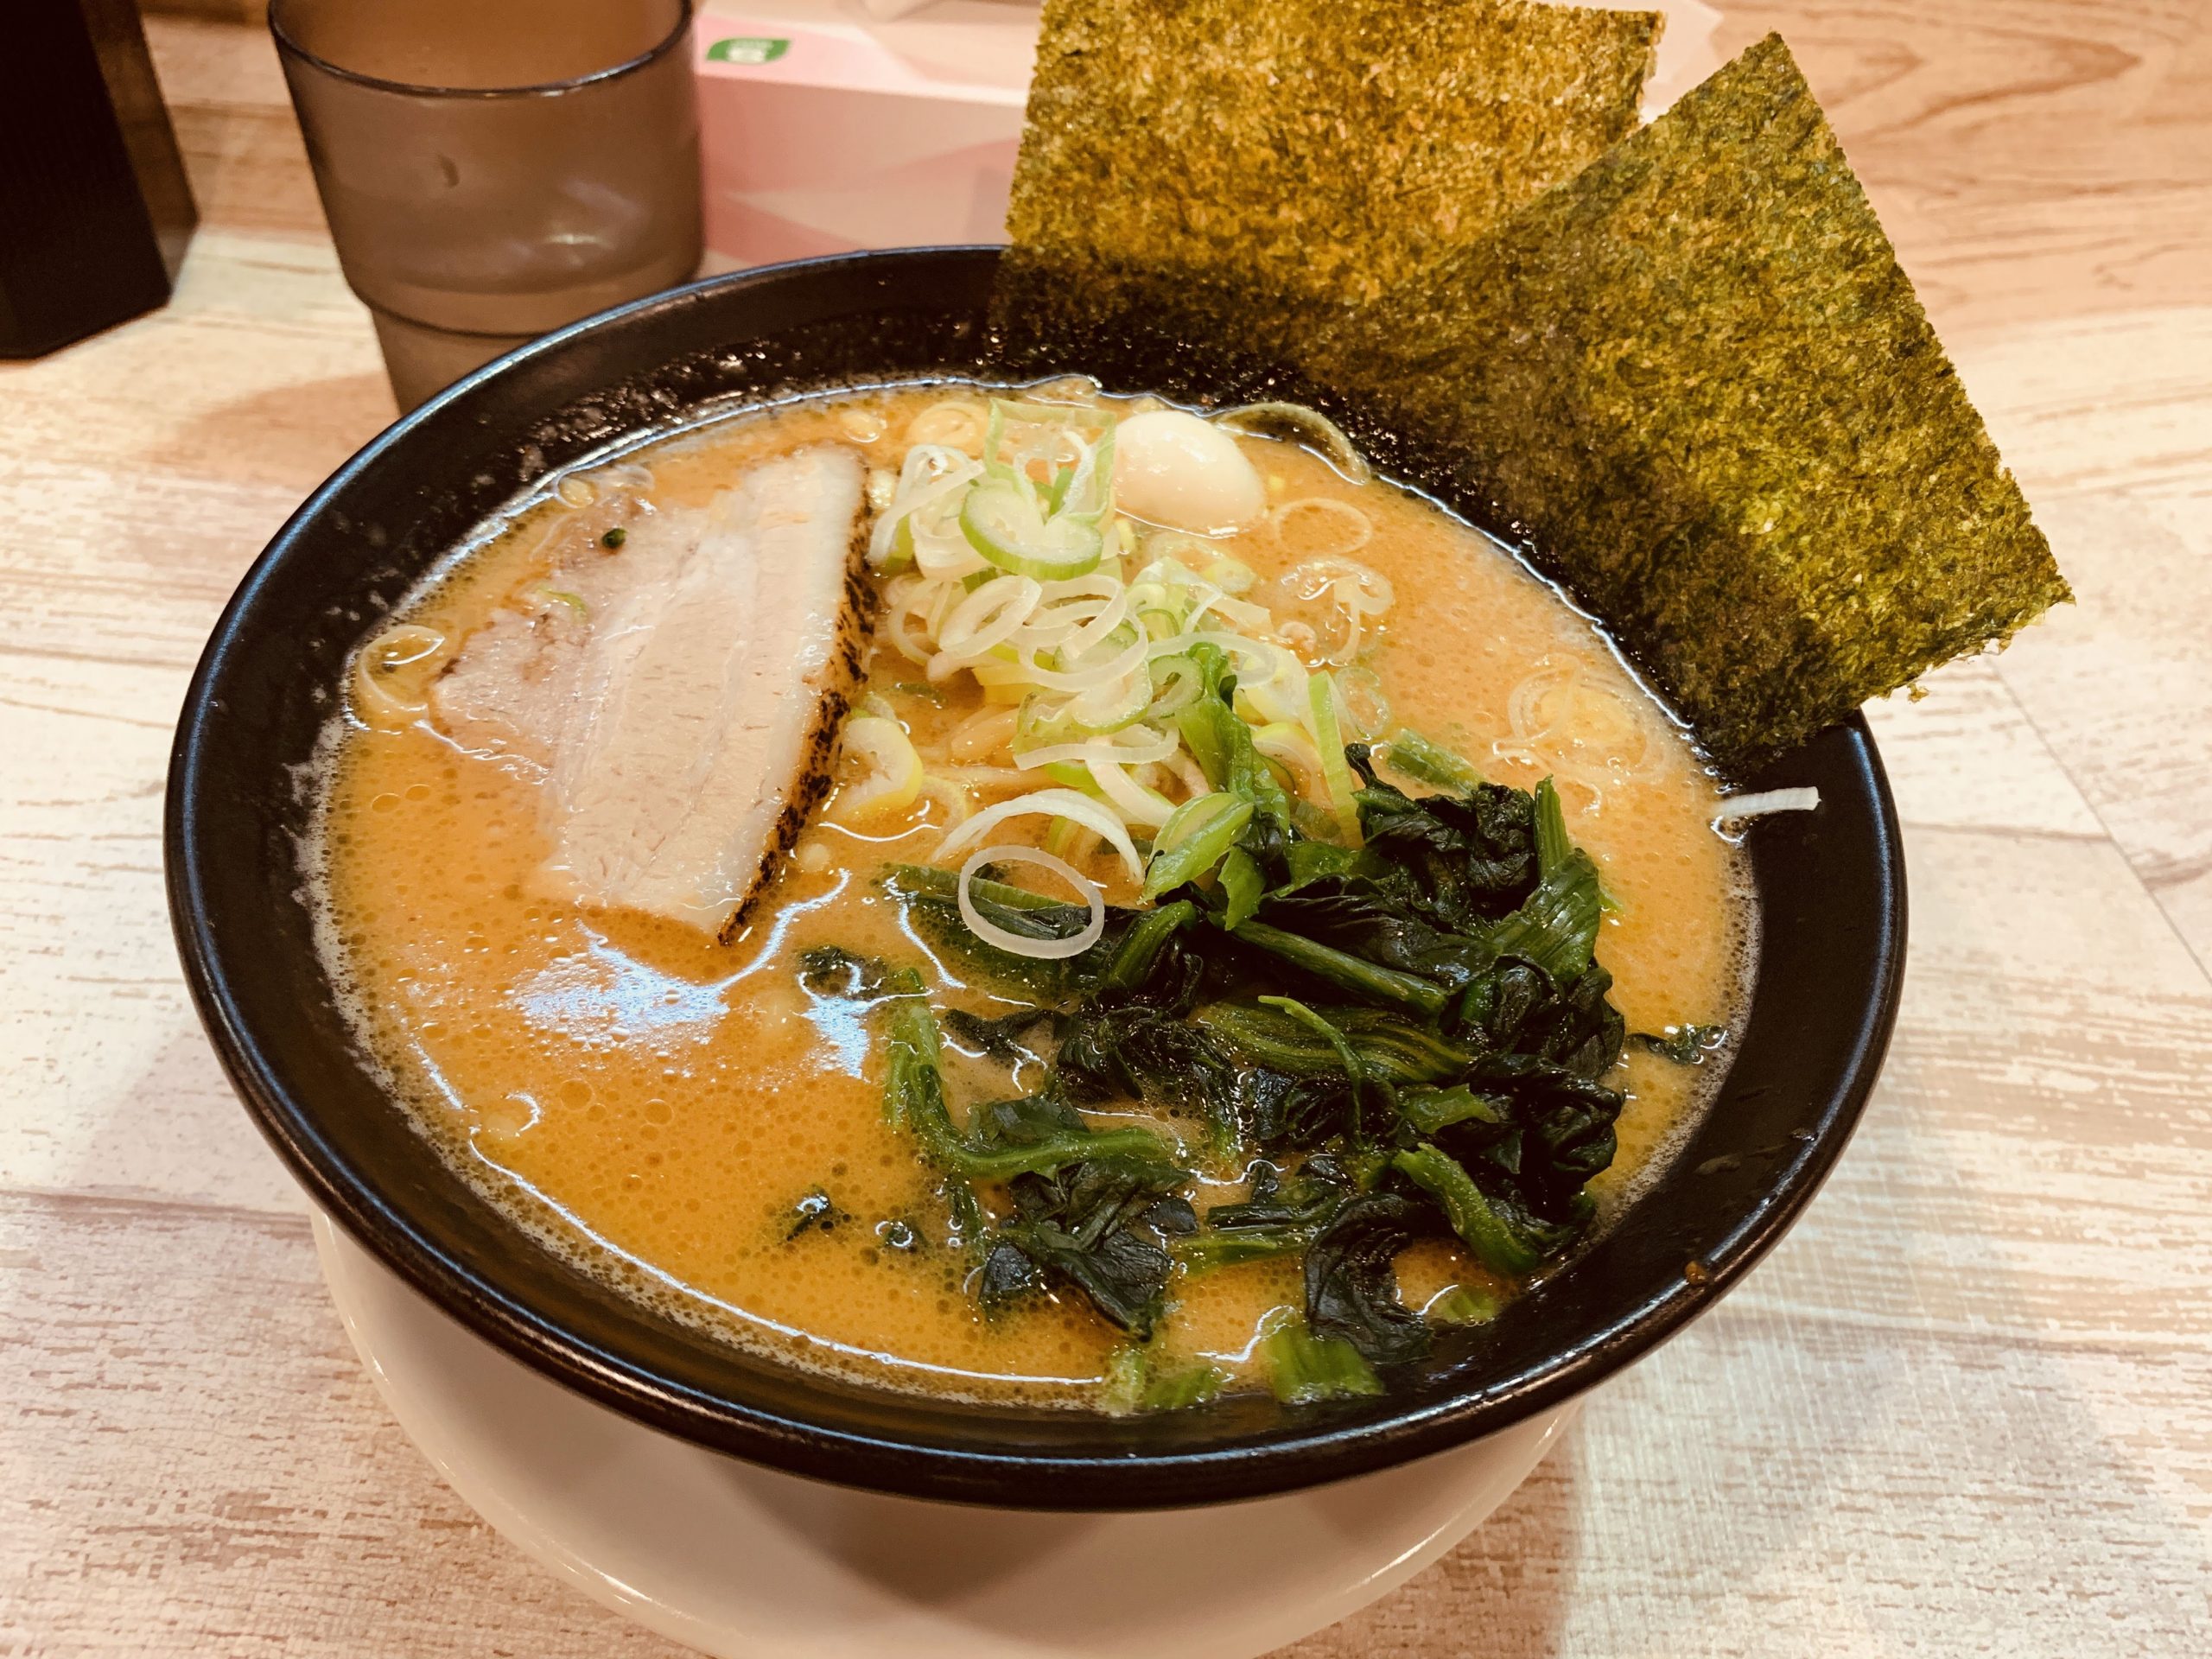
[827,716,925,824]
[929,575,1043,680]
[868,445,980,569]
[1018,631,1149,694]
[961,478,1105,581]
[936,788,1143,881]
[1308,673,1364,843]
[918,774,975,824]
[957,845,1105,961]
[1085,759,1177,828]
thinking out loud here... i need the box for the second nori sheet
[1319,34,2069,770]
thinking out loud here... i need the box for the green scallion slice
[959,478,1104,581]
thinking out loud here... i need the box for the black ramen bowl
[166,246,1904,1510]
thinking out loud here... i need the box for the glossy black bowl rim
[168,249,1906,1508]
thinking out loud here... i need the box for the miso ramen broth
[311,382,1755,1408]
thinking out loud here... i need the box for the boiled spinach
[985,1151,1192,1338]
[850,701,1650,1393]
[1303,1191,1435,1367]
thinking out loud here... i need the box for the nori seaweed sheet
[1001,0,1660,356]
[996,22,2068,773]
[1317,35,2069,769]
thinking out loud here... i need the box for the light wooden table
[5,6,2209,1654]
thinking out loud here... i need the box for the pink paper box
[693,2,1035,272]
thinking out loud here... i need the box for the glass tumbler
[271,0,702,410]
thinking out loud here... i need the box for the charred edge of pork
[718,487,880,945]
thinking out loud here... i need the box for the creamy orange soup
[311,384,1755,1406]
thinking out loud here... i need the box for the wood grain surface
[4,6,2209,1654]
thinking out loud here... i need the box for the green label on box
[707,36,790,66]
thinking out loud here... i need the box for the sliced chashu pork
[432,445,870,939]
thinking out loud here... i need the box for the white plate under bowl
[315,1211,1573,1659]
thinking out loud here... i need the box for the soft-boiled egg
[1111,410,1267,535]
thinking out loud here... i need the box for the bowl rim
[167,248,1907,1509]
